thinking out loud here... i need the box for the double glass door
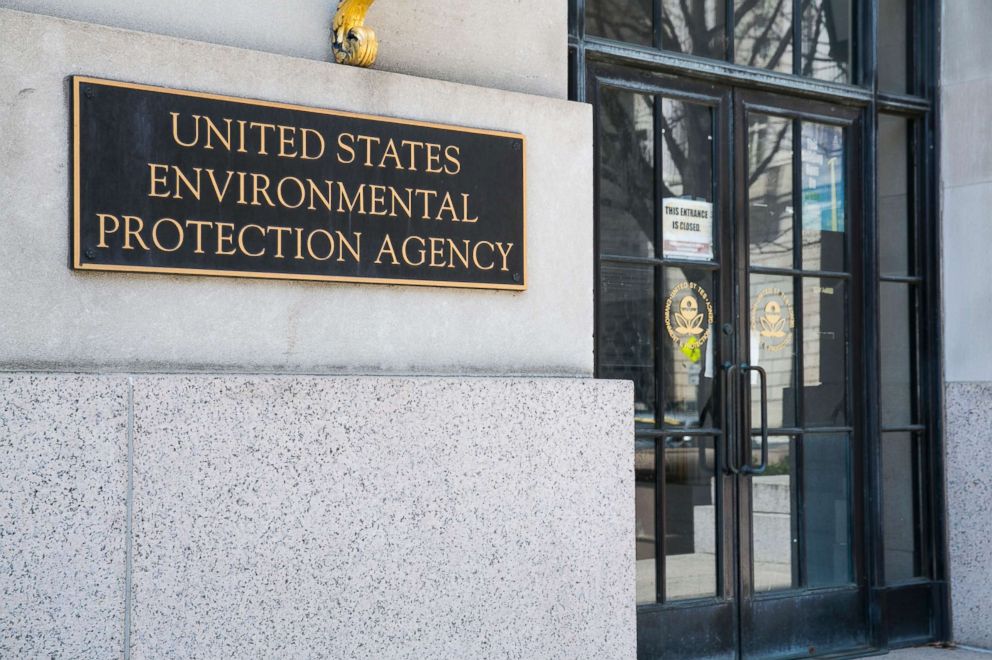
[598,73,866,658]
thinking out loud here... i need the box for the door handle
[740,364,768,475]
[722,362,739,475]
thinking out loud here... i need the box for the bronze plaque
[72,76,526,289]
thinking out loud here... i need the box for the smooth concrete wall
[941,1,992,382]
[941,0,992,649]
[0,374,635,658]
[0,1,567,99]
[0,9,593,376]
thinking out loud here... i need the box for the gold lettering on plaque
[76,77,525,289]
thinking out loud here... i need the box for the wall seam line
[940,178,992,191]
[124,378,134,660]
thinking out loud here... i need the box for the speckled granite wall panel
[944,381,992,649]
[0,374,128,658]
[129,375,634,659]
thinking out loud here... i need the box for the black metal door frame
[587,64,739,657]
[573,0,948,656]
[732,87,868,659]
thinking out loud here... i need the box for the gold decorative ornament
[751,287,795,352]
[332,0,378,68]
[760,300,787,338]
[674,295,705,336]
[664,282,714,363]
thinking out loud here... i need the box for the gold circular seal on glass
[664,282,714,356]
[750,287,796,352]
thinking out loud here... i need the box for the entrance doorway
[603,77,866,658]
[572,1,945,655]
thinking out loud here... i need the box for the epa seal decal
[751,287,795,352]
[664,282,714,362]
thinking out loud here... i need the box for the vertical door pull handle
[740,364,768,475]
[722,362,739,475]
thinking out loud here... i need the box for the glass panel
[883,432,923,582]
[661,100,716,262]
[663,267,717,429]
[880,282,915,426]
[752,435,796,591]
[879,115,912,276]
[803,433,854,587]
[802,278,848,426]
[750,274,797,428]
[586,0,653,46]
[599,88,656,258]
[600,263,657,427]
[879,0,910,94]
[748,114,795,269]
[636,438,657,603]
[801,0,852,84]
[664,435,718,600]
[661,0,727,59]
[735,0,795,73]
[801,121,846,273]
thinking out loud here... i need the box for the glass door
[596,68,870,658]
[592,68,737,658]
[732,89,868,659]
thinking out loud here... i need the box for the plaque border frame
[71,75,527,291]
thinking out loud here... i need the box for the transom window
[581,0,918,93]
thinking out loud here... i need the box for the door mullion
[717,85,735,604]
[732,89,752,659]
[792,115,807,590]
[653,90,667,605]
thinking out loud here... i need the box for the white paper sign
[662,198,714,261]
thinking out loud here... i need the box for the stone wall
[0,374,634,658]
[941,0,992,649]
[0,0,567,98]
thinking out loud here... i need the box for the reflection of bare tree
[660,100,711,200]
[734,0,764,20]
[801,0,850,82]
[802,1,827,76]
[659,0,725,58]
[734,0,793,72]
[598,89,656,420]
[587,0,849,82]
[748,116,794,264]
[600,89,654,250]
[587,0,725,58]
[586,0,788,68]
[585,0,653,44]
[749,120,791,187]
